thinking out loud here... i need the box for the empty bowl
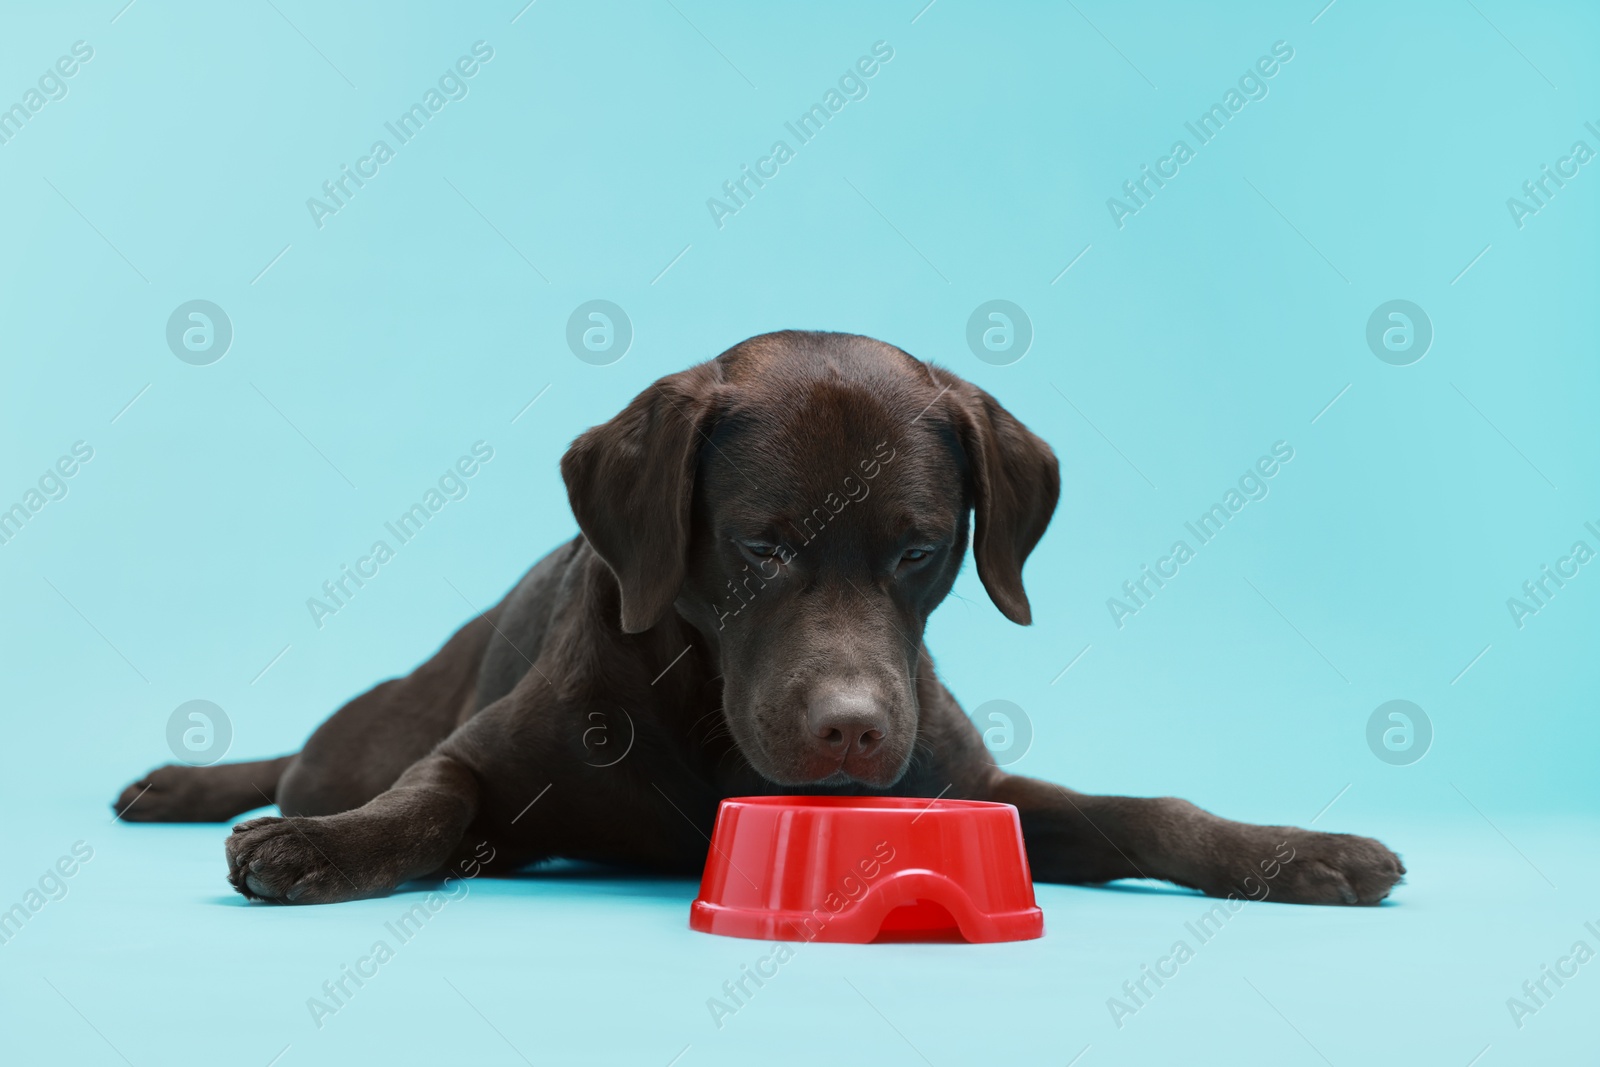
[690,795,1044,943]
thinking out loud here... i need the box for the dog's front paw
[1216,826,1404,906]
[225,814,383,904]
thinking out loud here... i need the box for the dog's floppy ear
[561,363,723,633]
[946,376,1059,625]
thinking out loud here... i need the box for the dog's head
[561,331,1057,787]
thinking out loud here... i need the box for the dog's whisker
[686,706,725,736]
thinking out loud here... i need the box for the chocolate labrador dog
[113,330,1403,907]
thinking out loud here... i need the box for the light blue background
[2,1,1596,1064]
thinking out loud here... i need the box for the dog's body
[115,331,1403,906]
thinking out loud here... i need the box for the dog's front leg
[986,774,1405,906]
[225,751,479,904]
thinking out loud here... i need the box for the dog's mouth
[742,738,912,789]
[810,768,856,788]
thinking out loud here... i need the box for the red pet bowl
[689,796,1043,943]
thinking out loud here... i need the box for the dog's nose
[807,686,887,758]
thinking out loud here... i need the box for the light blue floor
[3,799,1593,1065]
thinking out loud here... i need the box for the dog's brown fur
[114,331,1404,907]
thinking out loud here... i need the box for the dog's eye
[740,541,780,558]
[900,548,932,563]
